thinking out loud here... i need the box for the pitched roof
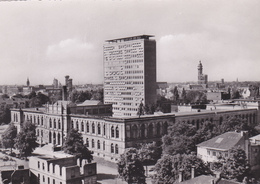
[177,175,215,184]
[177,175,242,184]
[77,100,103,106]
[197,131,244,151]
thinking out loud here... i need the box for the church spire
[26,77,30,87]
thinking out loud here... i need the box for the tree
[0,108,11,124]
[170,86,179,104]
[1,123,17,153]
[137,101,144,118]
[153,153,211,184]
[162,121,198,155]
[138,142,162,165]
[181,88,187,104]
[138,142,162,175]
[15,121,38,158]
[218,117,258,137]
[118,148,146,184]
[28,92,50,107]
[221,147,250,182]
[185,91,207,104]
[196,120,219,144]
[62,129,93,163]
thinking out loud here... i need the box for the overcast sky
[0,0,259,85]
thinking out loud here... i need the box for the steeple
[198,61,203,75]
[26,78,30,87]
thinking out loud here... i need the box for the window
[41,117,43,125]
[71,120,74,129]
[54,119,56,129]
[213,152,216,156]
[49,119,52,128]
[76,121,79,130]
[53,179,55,184]
[115,144,119,154]
[60,166,62,176]
[42,163,45,170]
[92,139,95,148]
[225,152,228,157]
[86,138,89,147]
[97,140,100,149]
[116,126,119,138]
[98,124,101,134]
[86,122,89,132]
[103,124,106,135]
[81,122,84,132]
[43,175,45,182]
[38,161,40,169]
[103,141,105,150]
[58,120,61,129]
[92,123,95,133]
[38,174,40,182]
[111,143,114,153]
[53,164,55,173]
[48,177,50,184]
[207,150,210,155]
[111,126,115,138]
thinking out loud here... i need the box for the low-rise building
[197,131,249,163]
[29,146,97,184]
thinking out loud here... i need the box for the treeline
[69,89,103,103]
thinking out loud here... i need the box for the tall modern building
[103,35,157,117]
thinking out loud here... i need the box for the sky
[0,0,259,85]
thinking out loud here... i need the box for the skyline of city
[0,0,259,85]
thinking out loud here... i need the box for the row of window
[37,161,62,176]
[86,138,119,154]
[49,119,62,129]
[71,121,120,138]
[207,150,228,158]
[38,174,62,184]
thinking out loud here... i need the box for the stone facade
[11,101,260,162]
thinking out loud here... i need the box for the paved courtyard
[94,157,153,184]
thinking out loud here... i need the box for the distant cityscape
[0,35,260,184]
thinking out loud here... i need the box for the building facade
[103,35,157,117]
[11,101,260,162]
[29,154,97,184]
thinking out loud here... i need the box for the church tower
[197,61,208,87]
[198,60,203,76]
[26,78,30,87]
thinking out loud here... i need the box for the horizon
[0,0,259,85]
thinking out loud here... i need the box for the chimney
[191,166,195,179]
[62,86,67,101]
[178,169,184,182]
[65,75,69,86]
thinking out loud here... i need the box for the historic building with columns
[11,100,260,162]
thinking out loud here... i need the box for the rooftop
[32,144,73,159]
[106,35,154,43]
[77,100,103,106]
[197,131,245,151]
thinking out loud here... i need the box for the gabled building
[197,131,249,163]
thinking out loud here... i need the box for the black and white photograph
[0,0,260,183]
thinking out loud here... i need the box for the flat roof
[106,35,154,43]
